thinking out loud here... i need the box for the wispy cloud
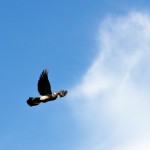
[69,12,150,150]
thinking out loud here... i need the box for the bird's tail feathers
[27,97,41,106]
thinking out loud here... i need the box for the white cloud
[69,12,150,150]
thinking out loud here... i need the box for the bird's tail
[27,97,41,106]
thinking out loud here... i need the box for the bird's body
[27,69,67,106]
[40,94,51,101]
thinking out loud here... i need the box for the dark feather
[38,69,52,95]
[27,97,41,106]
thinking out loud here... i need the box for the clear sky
[1,0,150,150]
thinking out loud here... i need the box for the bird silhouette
[27,69,67,106]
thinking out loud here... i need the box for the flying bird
[27,69,67,106]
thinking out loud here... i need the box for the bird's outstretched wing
[38,69,52,95]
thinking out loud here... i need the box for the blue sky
[1,0,150,150]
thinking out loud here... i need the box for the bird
[27,69,67,106]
